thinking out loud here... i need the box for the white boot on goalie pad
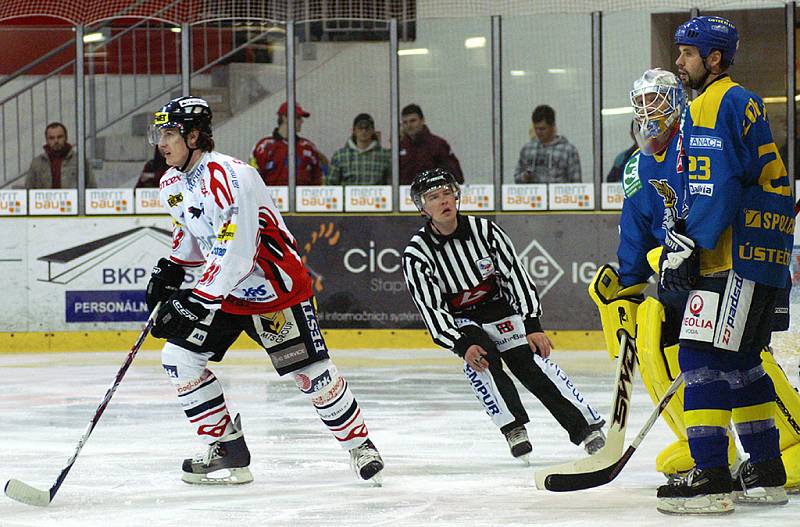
[182,414,253,485]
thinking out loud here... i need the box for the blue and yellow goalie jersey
[682,75,794,288]
[618,132,687,287]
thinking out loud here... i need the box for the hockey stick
[534,329,638,489]
[542,373,684,492]
[4,303,161,507]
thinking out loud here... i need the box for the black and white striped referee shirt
[403,214,543,353]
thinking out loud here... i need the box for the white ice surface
[1,348,797,527]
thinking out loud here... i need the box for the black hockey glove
[659,228,699,292]
[151,289,209,340]
[146,258,185,312]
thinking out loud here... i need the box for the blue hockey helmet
[674,16,739,67]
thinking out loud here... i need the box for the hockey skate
[504,425,532,464]
[349,438,384,485]
[582,428,606,455]
[656,466,734,515]
[732,457,788,505]
[182,414,253,485]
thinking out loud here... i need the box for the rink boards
[0,212,797,352]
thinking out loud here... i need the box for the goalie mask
[148,96,213,147]
[410,168,461,213]
[629,68,683,156]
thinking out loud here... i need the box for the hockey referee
[402,168,606,462]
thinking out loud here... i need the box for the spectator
[328,113,391,186]
[250,101,323,186]
[135,146,169,188]
[399,103,463,185]
[606,120,638,183]
[25,122,96,189]
[514,105,581,183]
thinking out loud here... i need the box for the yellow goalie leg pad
[588,264,646,360]
[636,297,738,475]
[761,349,800,489]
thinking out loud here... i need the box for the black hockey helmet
[148,96,213,146]
[410,168,460,212]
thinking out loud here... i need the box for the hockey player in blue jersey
[591,65,800,515]
[648,15,796,514]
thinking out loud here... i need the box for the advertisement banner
[0,189,27,215]
[86,188,135,214]
[0,213,626,332]
[28,189,77,215]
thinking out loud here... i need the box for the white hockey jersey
[159,151,312,314]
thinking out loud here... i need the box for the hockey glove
[151,289,209,340]
[659,229,699,292]
[146,258,185,312]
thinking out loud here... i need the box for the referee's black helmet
[410,168,461,211]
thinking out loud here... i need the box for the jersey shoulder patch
[622,152,643,198]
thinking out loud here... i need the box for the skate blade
[367,472,383,487]
[733,487,789,505]
[657,494,734,515]
[182,467,253,485]
[515,454,531,466]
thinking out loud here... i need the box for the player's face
[402,114,424,137]
[158,128,190,167]
[422,186,457,223]
[45,126,67,153]
[675,45,705,90]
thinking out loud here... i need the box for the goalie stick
[4,303,160,507]
[542,373,684,492]
[534,329,638,489]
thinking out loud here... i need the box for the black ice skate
[349,438,384,485]
[582,428,606,455]
[656,466,733,515]
[732,457,788,505]
[182,414,253,485]
[504,425,532,464]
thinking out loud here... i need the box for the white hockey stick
[5,304,160,506]
[534,329,637,489]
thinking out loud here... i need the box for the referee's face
[422,187,457,224]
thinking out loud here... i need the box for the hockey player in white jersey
[145,96,383,484]
[402,168,606,462]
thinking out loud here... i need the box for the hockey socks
[294,360,370,451]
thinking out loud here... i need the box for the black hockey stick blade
[543,373,684,492]
[4,479,52,507]
[544,446,636,492]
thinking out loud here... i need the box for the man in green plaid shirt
[327,113,391,185]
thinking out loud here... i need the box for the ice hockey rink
[1,347,798,527]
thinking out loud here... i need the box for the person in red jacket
[399,103,464,185]
[250,101,323,186]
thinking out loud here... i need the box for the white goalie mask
[629,68,684,156]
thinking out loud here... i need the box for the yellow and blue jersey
[618,131,687,287]
[682,75,794,289]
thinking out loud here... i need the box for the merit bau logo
[345,186,390,212]
[297,187,343,212]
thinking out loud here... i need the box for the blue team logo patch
[688,136,723,150]
[163,364,178,378]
